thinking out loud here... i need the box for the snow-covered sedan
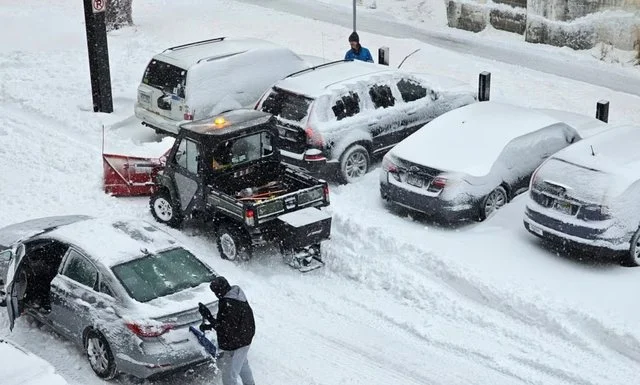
[380,102,608,222]
[0,216,217,380]
[524,125,640,266]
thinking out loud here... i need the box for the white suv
[255,60,476,183]
[135,37,313,135]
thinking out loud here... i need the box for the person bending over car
[200,276,256,385]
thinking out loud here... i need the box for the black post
[478,71,491,102]
[596,100,609,123]
[83,0,113,113]
[378,46,389,66]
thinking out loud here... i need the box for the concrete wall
[445,0,640,50]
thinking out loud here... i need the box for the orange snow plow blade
[103,153,166,197]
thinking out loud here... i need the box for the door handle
[407,108,419,115]
[368,119,380,127]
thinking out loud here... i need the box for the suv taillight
[323,182,330,203]
[183,106,194,121]
[305,127,324,148]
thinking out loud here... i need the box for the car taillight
[305,127,324,148]
[577,204,611,221]
[382,155,398,173]
[431,177,447,189]
[322,183,330,203]
[245,208,255,226]
[126,321,174,338]
[183,106,194,121]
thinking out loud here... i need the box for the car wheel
[85,329,117,380]
[622,228,640,267]
[478,186,508,221]
[217,224,252,262]
[150,189,183,228]
[339,144,370,184]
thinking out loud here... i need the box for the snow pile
[0,340,69,385]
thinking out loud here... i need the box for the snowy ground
[2,0,640,384]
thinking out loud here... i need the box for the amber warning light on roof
[213,116,229,129]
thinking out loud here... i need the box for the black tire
[150,189,183,228]
[477,186,508,221]
[216,224,252,262]
[85,329,117,380]
[622,228,640,267]
[338,144,370,184]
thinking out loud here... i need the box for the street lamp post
[353,0,356,31]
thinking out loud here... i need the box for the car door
[49,249,99,343]
[5,243,26,330]
[395,77,438,139]
[366,81,402,153]
[0,249,12,286]
[169,137,204,215]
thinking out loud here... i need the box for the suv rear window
[143,60,187,96]
[261,88,313,122]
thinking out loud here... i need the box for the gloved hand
[199,322,212,332]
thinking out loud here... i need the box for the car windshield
[111,247,215,303]
[261,88,313,122]
[142,59,187,95]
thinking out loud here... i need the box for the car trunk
[138,59,187,122]
[393,156,445,192]
[259,87,313,154]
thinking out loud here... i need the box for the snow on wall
[446,0,528,34]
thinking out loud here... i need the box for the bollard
[596,100,609,123]
[378,47,389,66]
[478,71,491,102]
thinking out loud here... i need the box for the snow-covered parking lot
[2,0,640,384]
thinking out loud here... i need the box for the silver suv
[255,60,476,183]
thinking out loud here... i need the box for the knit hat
[348,32,359,43]
[210,276,231,299]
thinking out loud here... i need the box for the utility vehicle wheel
[478,186,508,221]
[217,224,252,262]
[622,228,640,267]
[150,190,182,228]
[339,144,370,184]
[85,330,117,380]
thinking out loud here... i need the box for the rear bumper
[523,206,628,253]
[380,173,475,222]
[279,150,339,178]
[134,104,182,135]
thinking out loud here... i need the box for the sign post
[83,0,113,113]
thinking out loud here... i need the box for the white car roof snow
[552,124,640,182]
[274,60,395,98]
[44,217,180,267]
[154,37,293,69]
[390,101,577,177]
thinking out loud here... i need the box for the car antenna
[590,145,595,156]
[397,49,421,69]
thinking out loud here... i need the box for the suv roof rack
[285,60,351,79]
[164,37,226,52]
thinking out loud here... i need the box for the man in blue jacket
[345,32,373,62]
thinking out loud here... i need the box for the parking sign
[92,0,106,13]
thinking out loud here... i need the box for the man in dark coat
[200,276,256,385]
[344,31,374,62]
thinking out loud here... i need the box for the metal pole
[353,0,356,31]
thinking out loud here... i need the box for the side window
[62,250,98,290]
[173,139,200,174]
[99,281,114,297]
[369,84,395,109]
[397,78,428,103]
[332,92,360,121]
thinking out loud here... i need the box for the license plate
[406,174,422,187]
[139,92,151,105]
[529,223,544,236]
[554,201,573,215]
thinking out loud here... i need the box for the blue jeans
[217,345,254,385]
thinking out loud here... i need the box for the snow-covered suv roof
[153,37,291,70]
[274,60,396,97]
